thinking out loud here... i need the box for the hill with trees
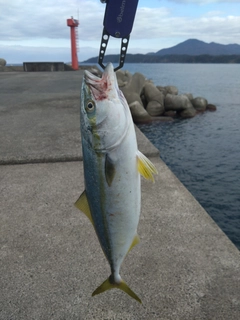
[83,39,240,64]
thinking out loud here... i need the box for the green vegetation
[83,54,240,64]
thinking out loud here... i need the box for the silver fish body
[75,63,157,303]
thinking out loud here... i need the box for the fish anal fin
[92,276,142,304]
[127,234,140,254]
[137,150,158,182]
[74,191,94,225]
[105,153,116,187]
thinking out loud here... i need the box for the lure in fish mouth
[75,63,157,303]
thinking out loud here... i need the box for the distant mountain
[153,39,240,56]
[82,39,240,64]
[83,54,240,64]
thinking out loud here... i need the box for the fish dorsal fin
[105,153,116,187]
[74,191,94,225]
[136,150,158,182]
[127,234,140,254]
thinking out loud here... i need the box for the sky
[1,0,240,64]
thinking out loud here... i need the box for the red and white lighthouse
[67,17,79,70]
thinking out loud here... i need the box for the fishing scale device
[99,0,139,71]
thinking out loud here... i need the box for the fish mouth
[84,63,116,101]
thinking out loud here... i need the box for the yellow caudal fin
[137,150,158,182]
[74,191,94,225]
[92,276,142,304]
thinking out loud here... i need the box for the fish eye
[86,100,95,113]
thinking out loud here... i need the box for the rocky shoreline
[0,56,217,123]
[116,69,217,123]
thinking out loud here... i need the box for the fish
[75,63,157,303]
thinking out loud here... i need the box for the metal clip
[99,0,138,71]
[98,29,130,72]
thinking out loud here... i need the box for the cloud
[2,0,239,44]
[1,0,240,62]
[0,0,104,41]
[0,43,101,63]
[0,44,70,63]
[131,8,240,44]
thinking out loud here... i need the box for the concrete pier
[0,70,239,319]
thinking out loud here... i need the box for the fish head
[80,63,130,152]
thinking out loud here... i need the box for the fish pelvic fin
[74,191,94,225]
[105,153,116,187]
[137,150,158,182]
[92,276,142,304]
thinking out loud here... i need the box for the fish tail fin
[92,276,142,304]
[118,279,142,304]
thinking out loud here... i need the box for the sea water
[122,63,240,249]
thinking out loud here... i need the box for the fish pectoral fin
[127,233,140,254]
[74,191,94,225]
[105,153,116,187]
[92,276,142,304]
[137,150,158,182]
